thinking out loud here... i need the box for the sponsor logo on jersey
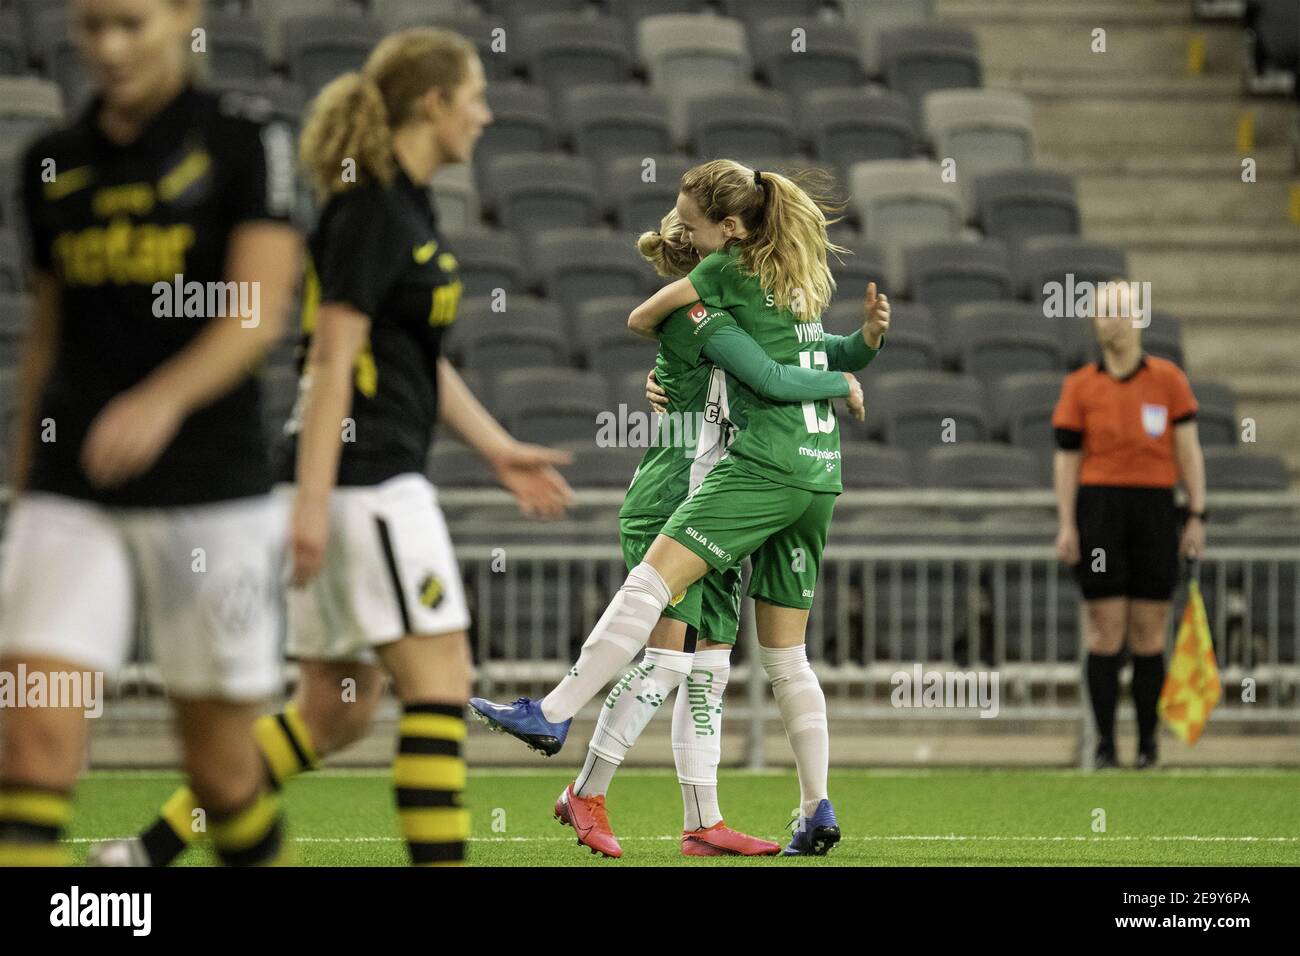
[688,302,708,324]
[683,526,733,564]
[418,573,445,609]
[1141,403,1168,438]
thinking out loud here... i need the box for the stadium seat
[516,14,633,94]
[0,154,17,229]
[1189,379,1239,445]
[607,0,711,28]
[840,0,936,76]
[638,14,751,145]
[528,228,650,319]
[554,440,647,488]
[868,371,989,448]
[613,368,654,414]
[751,17,867,98]
[601,154,695,233]
[836,300,942,374]
[0,292,31,345]
[923,89,1035,217]
[443,227,525,297]
[1202,447,1290,491]
[1142,311,1185,368]
[204,77,306,130]
[975,169,1080,250]
[827,233,889,301]
[904,238,1013,325]
[839,441,913,490]
[481,0,590,22]
[378,9,514,81]
[205,10,272,81]
[369,0,470,27]
[687,87,796,158]
[0,233,23,293]
[919,444,1041,489]
[575,297,661,372]
[481,153,600,233]
[452,300,570,373]
[1016,236,1129,364]
[563,85,673,165]
[988,371,1064,447]
[717,0,824,33]
[430,162,480,231]
[802,88,918,180]
[849,159,964,290]
[495,368,610,445]
[0,77,63,161]
[426,437,497,489]
[260,364,300,446]
[282,14,385,95]
[0,9,24,76]
[880,24,983,114]
[474,82,557,181]
[947,301,1063,378]
[32,6,90,110]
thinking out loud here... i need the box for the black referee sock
[1131,653,1166,752]
[1086,652,1122,753]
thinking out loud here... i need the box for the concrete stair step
[1041,147,1296,175]
[1076,173,1296,226]
[1123,246,1300,301]
[1031,97,1296,149]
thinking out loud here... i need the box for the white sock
[574,647,694,798]
[674,647,730,830]
[759,643,828,818]
[541,563,673,723]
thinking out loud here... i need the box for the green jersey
[688,244,844,493]
[620,303,737,519]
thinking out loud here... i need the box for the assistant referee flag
[1158,578,1221,744]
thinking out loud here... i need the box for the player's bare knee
[2,710,84,788]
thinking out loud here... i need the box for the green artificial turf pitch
[67,768,1300,866]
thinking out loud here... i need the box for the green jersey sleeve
[660,302,738,364]
[703,326,849,401]
[824,331,884,371]
[687,249,744,308]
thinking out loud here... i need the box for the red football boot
[681,821,782,857]
[554,783,623,858]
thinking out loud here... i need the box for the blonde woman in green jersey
[557,208,861,858]
[472,160,889,856]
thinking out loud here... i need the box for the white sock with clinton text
[673,648,731,830]
[759,643,829,818]
[540,562,673,724]
[575,647,694,798]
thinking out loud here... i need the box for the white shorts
[284,472,470,662]
[0,492,284,701]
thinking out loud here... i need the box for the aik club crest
[1141,403,1168,438]
[418,573,445,610]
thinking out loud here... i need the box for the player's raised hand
[645,368,668,414]
[863,281,889,348]
[842,372,865,422]
[80,383,184,488]
[492,441,575,519]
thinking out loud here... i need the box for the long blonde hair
[636,208,699,279]
[299,27,476,202]
[680,159,845,321]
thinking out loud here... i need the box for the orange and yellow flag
[1158,580,1221,744]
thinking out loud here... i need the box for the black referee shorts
[1073,485,1180,602]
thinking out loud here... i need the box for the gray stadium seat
[575,320,660,375]
[553,440,646,489]
[841,0,936,76]
[828,234,889,302]
[947,301,1063,378]
[495,368,610,445]
[1202,448,1290,491]
[452,300,570,373]
[379,10,512,81]
[975,169,1080,249]
[638,14,751,145]
[474,82,557,180]
[687,87,796,158]
[601,154,694,233]
[718,0,824,32]
[0,10,24,76]
[840,442,913,489]
[481,0,590,21]
[1189,379,1239,446]
[32,7,90,110]
[426,437,497,489]
[751,17,867,98]
[205,10,272,81]
[868,371,989,448]
[370,0,470,27]
[481,153,600,232]
[0,233,23,293]
[529,228,650,318]
[205,78,306,130]
[1142,311,1185,368]
[614,368,656,415]
[0,154,17,229]
[607,0,711,28]
[443,228,524,296]
[849,159,964,290]
[430,163,480,231]
[282,14,385,95]
[802,88,918,179]
[880,24,982,113]
[988,371,1064,447]
[563,85,673,165]
[826,300,941,374]
[904,238,1013,325]
[919,444,1041,489]
[0,293,31,348]
[923,89,1034,217]
[516,14,633,94]
[1017,235,1129,304]
[0,77,64,159]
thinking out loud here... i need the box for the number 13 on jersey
[799,350,836,434]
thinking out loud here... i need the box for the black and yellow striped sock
[140,703,319,866]
[210,789,289,866]
[394,702,468,866]
[0,783,73,867]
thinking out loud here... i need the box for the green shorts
[657,456,837,610]
[619,512,742,645]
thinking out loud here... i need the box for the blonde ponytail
[637,208,699,279]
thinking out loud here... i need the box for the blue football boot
[469,696,571,757]
[783,799,841,856]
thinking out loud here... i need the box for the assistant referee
[1052,283,1208,769]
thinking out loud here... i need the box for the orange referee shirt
[1052,355,1198,488]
